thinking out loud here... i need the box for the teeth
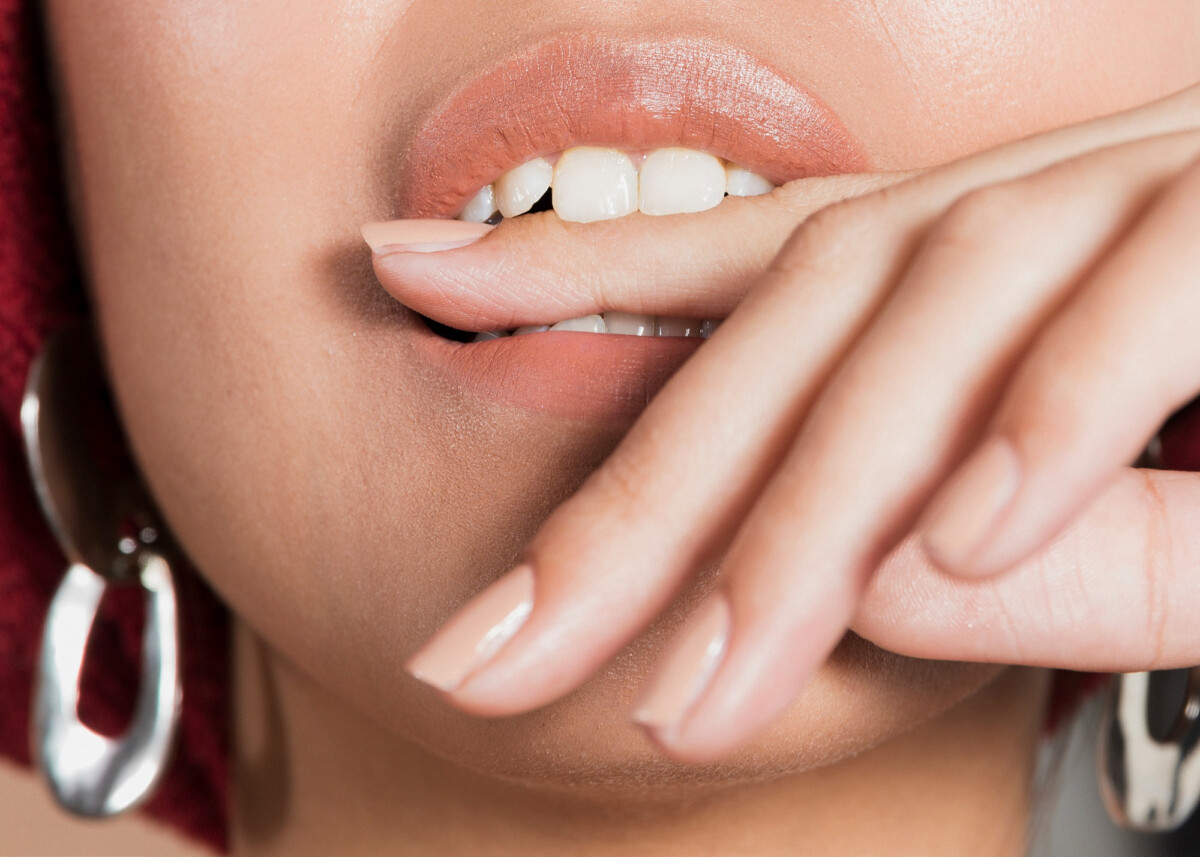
[655,317,702,338]
[549,314,606,333]
[513,325,550,336]
[639,148,726,216]
[602,311,655,336]
[455,148,778,225]
[552,147,639,224]
[459,185,498,223]
[467,315,718,340]
[495,156,553,218]
[725,165,775,198]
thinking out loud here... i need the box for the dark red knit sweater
[0,1,228,851]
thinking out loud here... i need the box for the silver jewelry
[1098,437,1200,832]
[1098,668,1200,832]
[21,322,182,817]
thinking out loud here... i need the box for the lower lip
[411,321,703,421]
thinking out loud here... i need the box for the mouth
[376,32,868,417]
[411,138,781,343]
[398,33,867,222]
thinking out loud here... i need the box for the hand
[381,83,1200,763]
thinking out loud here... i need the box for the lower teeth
[472,314,720,342]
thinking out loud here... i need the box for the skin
[36,1,1200,855]
[391,92,1200,762]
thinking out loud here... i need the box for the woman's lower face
[43,0,1198,789]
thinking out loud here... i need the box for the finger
[404,119,1094,715]
[404,183,921,716]
[919,151,1200,577]
[627,132,1200,763]
[858,468,1200,671]
[400,90,1200,720]
[371,84,1199,332]
[370,171,909,330]
[401,127,1156,718]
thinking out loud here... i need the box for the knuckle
[532,453,649,563]
[770,194,889,281]
[995,334,1100,456]
[924,183,1027,259]
[589,449,654,520]
[999,378,1074,452]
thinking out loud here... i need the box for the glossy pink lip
[397,33,870,218]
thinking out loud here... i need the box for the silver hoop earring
[21,322,182,817]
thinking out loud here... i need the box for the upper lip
[396,32,870,219]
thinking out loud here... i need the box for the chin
[341,602,1005,796]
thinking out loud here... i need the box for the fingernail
[632,595,731,736]
[361,219,495,254]
[405,565,534,692]
[920,439,1022,575]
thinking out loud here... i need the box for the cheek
[48,0,633,704]
[845,0,1200,168]
[43,0,443,666]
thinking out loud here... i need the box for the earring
[1098,667,1200,832]
[21,322,182,818]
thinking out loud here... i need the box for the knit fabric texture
[0,1,229,851]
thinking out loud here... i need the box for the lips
[379,33,870,419]
[397,33,869,220]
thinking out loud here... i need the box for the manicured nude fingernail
[920,439,1021,575]
[405,565,534,692]
[632,595,731,735]
[361,219,495,254]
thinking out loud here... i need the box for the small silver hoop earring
[21,322,182,817]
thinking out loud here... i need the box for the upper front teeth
[458,146,775,224]
[639,149,727,216]
[553,147,639,223]
[495,156,554,219]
